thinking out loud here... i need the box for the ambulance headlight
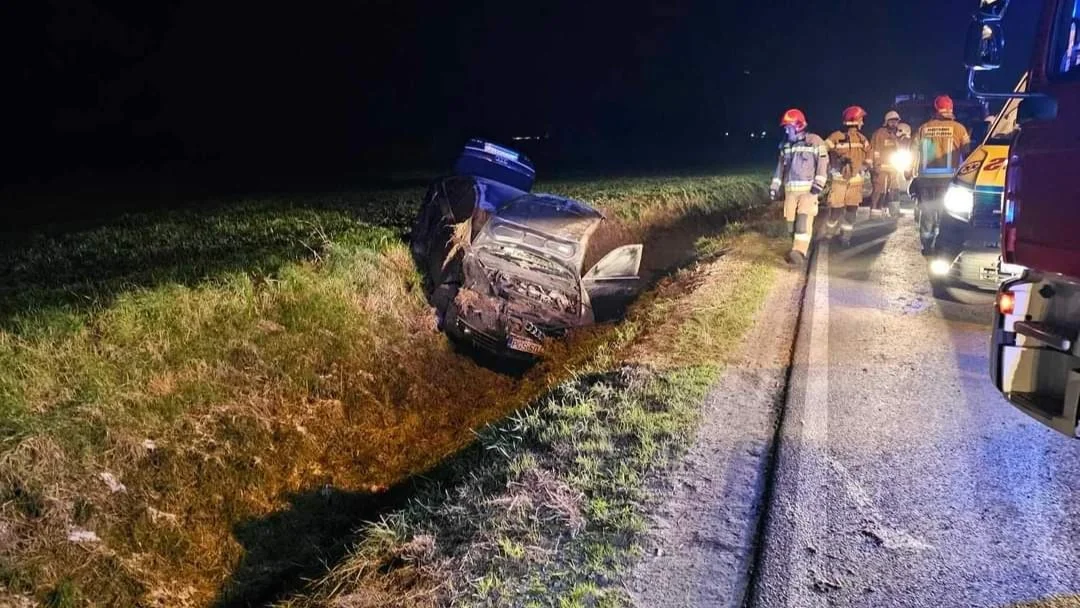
[944,186,975,215]
[930,259,952,276]
[889,149,913,172]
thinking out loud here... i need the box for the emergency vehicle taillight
[1002,154,1020,264]
[997,290,1016,316]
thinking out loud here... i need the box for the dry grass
[276,224,789,608]
[0,173,773,607]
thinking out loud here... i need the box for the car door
[582,244,643,321]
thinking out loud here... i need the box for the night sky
[4,0,1042,188]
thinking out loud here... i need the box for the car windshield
[479,244,575,280]
[495,195,601,242]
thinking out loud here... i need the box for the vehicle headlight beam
[889,149,914,172]
[944,186,975,215]
[930,259,952,276]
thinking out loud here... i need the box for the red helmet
[780,108,807,130]
[842,105,867,125]
[934,95,954,114]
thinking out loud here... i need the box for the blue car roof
[453,139,536,193]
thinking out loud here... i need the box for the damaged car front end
[411,140,643,359]
[447,195,600,358]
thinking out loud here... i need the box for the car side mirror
[964,19,1004,71]
[1018,96,1059,123]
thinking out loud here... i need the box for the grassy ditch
[276,227,789,607]
[0,173,774,607]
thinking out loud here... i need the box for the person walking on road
[770,108,829,267]
[870,110,902,218]
[825,106,873,246]
[912,95,971,254]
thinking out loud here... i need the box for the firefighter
[770,108,828,267]
[912,95,971,253]
[870,110,902,217]
[825,106,873,246]
[897,122,912,144]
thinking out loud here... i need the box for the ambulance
[927,73,1029,290]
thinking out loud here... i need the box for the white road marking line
[784,240,830,607]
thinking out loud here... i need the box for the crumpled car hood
[472,194,603,274]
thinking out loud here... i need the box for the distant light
[750,133,756,139]
[725,132,730,136]
[743,69,751,75]
[930,259,952,276]
[510,136,543,141]
[761,131,767,137]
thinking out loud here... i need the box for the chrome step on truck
[991,275,1080,437]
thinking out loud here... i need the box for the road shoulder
[626,258,806,607]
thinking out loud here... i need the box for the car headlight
[889,149,913,172]
[944,186,974,215]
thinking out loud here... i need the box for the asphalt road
[754,213,1080,608]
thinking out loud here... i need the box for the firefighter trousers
[827,177,863,238]
[870,170,898,210]
[915,179,950,249]
[828,177,864,208]
[783,190,818,256]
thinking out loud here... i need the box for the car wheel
[929,274,951,299]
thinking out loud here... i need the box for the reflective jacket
[914,114,971,179]
[870,127,900,172]
[825,128,872,181]
[771,132,829,193]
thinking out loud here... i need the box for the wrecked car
[410,139,644,358]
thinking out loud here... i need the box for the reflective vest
[915,115,971,179]
[825,128,872,181]
[771,132,829,193]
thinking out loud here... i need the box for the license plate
[507,335,543,355]
[999,261,1025,277]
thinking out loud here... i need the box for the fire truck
[975,0,1080,436]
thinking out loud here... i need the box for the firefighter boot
[827,207,843,238]
[840,205,858,247]
[787,212,810,267]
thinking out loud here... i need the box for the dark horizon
[3,0,1042,191]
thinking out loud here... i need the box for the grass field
[0,172,777,607]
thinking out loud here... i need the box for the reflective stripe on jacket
[771,133,829,193]
[870,127,900,170]
[915,115,971,178]
[825,128,872,181]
